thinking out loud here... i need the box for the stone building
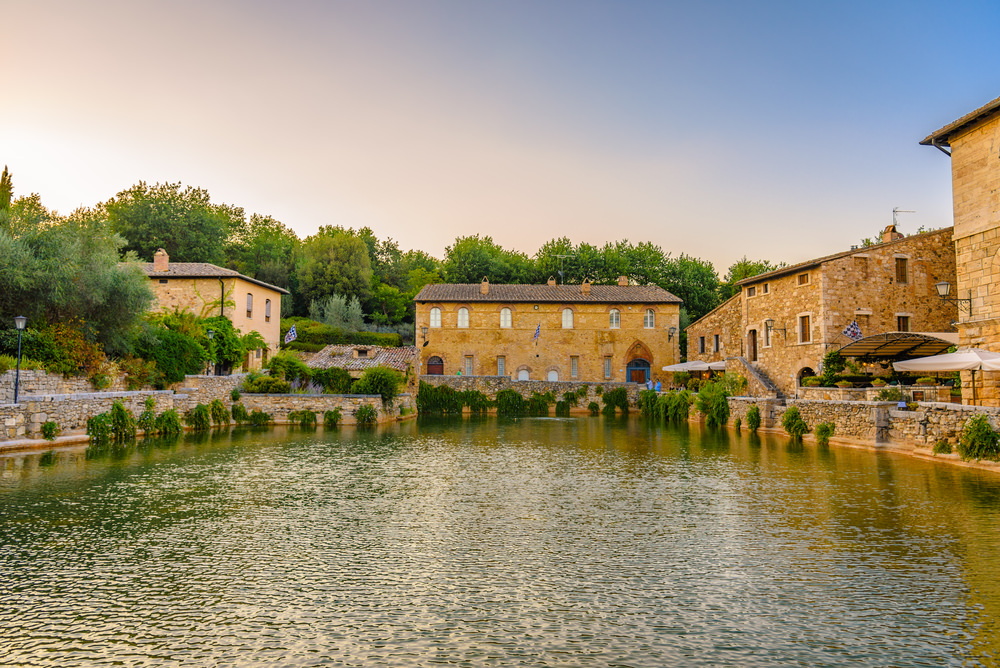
[140,249,289,370]
[307,344,419,395]
[686,227,957,396]
[922,94,1000,405]
[413,277,682,384]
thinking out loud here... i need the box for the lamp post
[206,330,215,375]
[13,316,27,404]
[668,326,677,341]
[935,281,972,313]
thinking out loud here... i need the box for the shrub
[555,401,570,416]
[119,355,158,390]
[248,409,272,426]
[323,408,343,428]
[638,389,659,416]
[871,379,887,387]
[876,387,902,402]
[210,399,230,426]
[243,375,291,394]
[87,412,113,444]
[155,409,182,435]
[527,391,554,416]
[417,382,463,414]
[601,387,629,415]
[313,367,354,394]
[288,410,317,427]
[958,414,1000,461]
[41,421,60,441]
[815,421,835,446]
[733,417,741,431]
[718,373,748,396]
[916,377,937,385]
[687,378,701,392]
[185,404,211,431]
[694,381,729,428]
[138,396,157,433]
[587,401,600,415]
[279,318,402,348]
[231,402,250,424]
[666,390,691,423]
[133,324,207,387]
[746,405,761,432]
[595,386,604,395]
[561,389,581,406]
[352,367,403,405]
[802,377,822,387]
[933,440,953,455]
[496,389,526,417]
[781,406,809,439]
[355,404,378,425]
[672,372,690,387]
[835,381,852,388]
[266,354,313,384]
[230,387,241,402]
[460,390,493,414]
[110,400,137,441]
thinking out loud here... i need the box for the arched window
[427,356,444,375]
[562,308,573,329]
[458,307,470,328]
[500,308,512,328]
[265,299,272,323]
[246,293,253,318]
[644,309,655,328]
[609,309,620,329]
[430,307,442,327]
[547,370,559,381]
[517,369,530,381]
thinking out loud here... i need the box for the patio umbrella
[892,348,1000,405]
[661,360,711,372]
[708,361,728,371]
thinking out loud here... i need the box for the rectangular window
[604,356,612,380]
[799,315,811,343]
[246,293,253,318]
[797,273,809,286]
[265,299,271,323]
[497,356,505,377]
[465,356,473,376]
[158,279,168,284]
[571,356,579,379]
[895,257,908,283]
[255,348,262,359]
[699,336,706,354]
[763,324,771,347]
[897,315,910,332]
[713,334,720,352]
[762,283,769,294]
[746,286,756,297]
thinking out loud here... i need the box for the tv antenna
[553,254,575,284]
[892,207,915,226]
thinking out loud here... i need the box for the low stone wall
[419,375,642,411]
[171,374,247,405]
[241,393,415,425]
[797,384,954,403]
[0,369,128,403]
[729,395,1000,448]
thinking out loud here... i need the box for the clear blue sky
[2,0,998,273]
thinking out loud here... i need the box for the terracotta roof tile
[139,262,290,294]
[414,283,681,304]
[307,345,418,372]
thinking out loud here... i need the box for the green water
[1,417,999,666]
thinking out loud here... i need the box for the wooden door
[748,329,758,362]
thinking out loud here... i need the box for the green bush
[933,440,953,455]
[185,404,211,431]
[210,399,230,426]
[562,389,582,406]
[815,421,835,446]
[496,389,526,417]
[138,396,157,434]
[417,382,463,414]
[313,367,354,394]
[527,391,554,416]
[555,401,570,416]
[877,387,903,402]
[595,386,604,396]
[110,400,137,441]
[87,412,113,444]
[248,409,272,426]
[352,366,403,405]
[601,387,629,415]
[231,402,250,424]
[243,375,292,394]
[672,372,690,387]
[781,406,809,439]
[733,417,741,431]
[687,378,701,392]
[266,353,313,384]
[155,409,183,435]
[323,408,343,428]
[230,387,241,402]
[666,390,691,423]
[695,381,730,428]
[355,404,378,425]
[133,324,208,387]
[288,410,317,427]
[916,377,937,385]
[801,377,822,387]
[958,414,1000,461]
[460,390,493,414]
[638,389,659,416]
[41,421,60,441]
[746,405,761,432]
[587,401,600,415]
[279,318,402,348]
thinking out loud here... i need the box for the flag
[532,323,540,343]
[284,324,297,344]
[842,320,862,341]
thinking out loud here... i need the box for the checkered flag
[284,323,297,344]
[842,320,862,341]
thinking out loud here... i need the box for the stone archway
[427,356,444,375]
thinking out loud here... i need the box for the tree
[225,213,299,287]
[0,166,11,215]
[295,226,373,306]
[660,253,720,322]
[442,234,534,284]
[718,256,784,301]
[308,293,366,332]
[370,283,408,325]
[103,181,239,264]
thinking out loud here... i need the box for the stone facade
[686,295,741,363]
[419,375,642,412]
[414,279,682,385]
[142,249,288,370]
[922,96,1000,405]
[0,369,128,404]
[687,228,957,397]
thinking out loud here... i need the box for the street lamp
[667,326,677,341]
[935,281,972,313]
[420,326,429,348]
[13,316,27,404]
[206,330,215,375]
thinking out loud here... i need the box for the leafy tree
[132,322,208,386]
[442,234,535,284]
[103,181,238,264]
[660,253,720,322]
[370,283,408,325]
[0,166,11,215]
[718,256,784,301]
[308,294,366,332]
[295,226,373,306]
[225,213,299,287]
[535,237,576,283]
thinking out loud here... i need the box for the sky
[2,0,999,274]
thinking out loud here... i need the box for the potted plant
[835,380,852,388]
[871,378,887,387]
[916,377,936,386]
[802,377,822,387]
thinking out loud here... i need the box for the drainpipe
[219,279,225,317]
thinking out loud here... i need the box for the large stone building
[686,227,957,396]
[140,249,288,370]
[922,94,1000,405]
[413,277,682,383]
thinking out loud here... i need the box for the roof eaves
[920,94,1000,147]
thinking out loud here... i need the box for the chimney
[153,248,169,272]
[547,276,556,286]
[581,279,591,295]
[617,275,629,286]
[480,277,489,295]
[882,225,904,243]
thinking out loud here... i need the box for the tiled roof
[921,94,1000,147]
[307,345,418,372]
[414,283,682,304]
[139,262,290,294]
[735,227,953,286]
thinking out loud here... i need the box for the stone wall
[241,393,415,425]
[419,374,642,411]
[685,295,742,362]
[0,370,128,404]
[797,384,954,403]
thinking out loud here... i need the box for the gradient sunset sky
[2,0,999,272]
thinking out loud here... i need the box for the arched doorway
[798,367,815,385]
[427,356,444,375]
[626,358,651,383]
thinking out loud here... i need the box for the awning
[835,332,958,360]
[662,360,728,372]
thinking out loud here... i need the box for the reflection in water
[0,418,998,666]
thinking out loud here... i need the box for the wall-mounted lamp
[935,281,972,313]
[764,318,786,341]
[420,326,429,348]
[668,326,677,341]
